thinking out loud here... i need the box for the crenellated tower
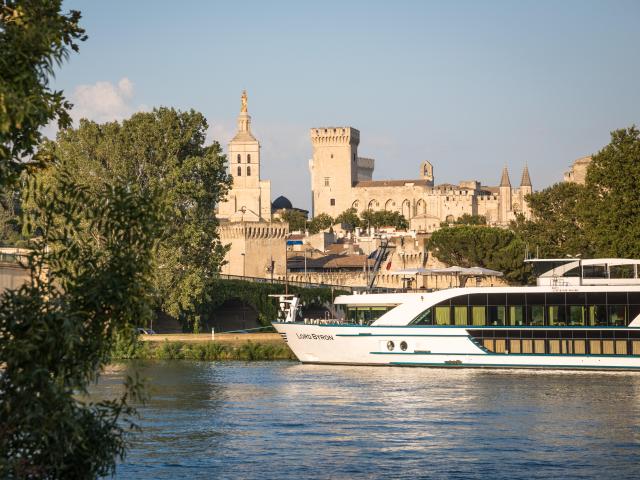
[309,127,360,217]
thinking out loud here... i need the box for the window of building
[237,154,241,163]
[237,166,241,176]
[247,154,251,163]
[247,166,251,176]
[330,198,335,206]
[353,153,356,162]
[324,177,330,187]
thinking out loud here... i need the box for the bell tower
[218,91,271,221]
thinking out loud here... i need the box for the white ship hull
[273,322,640,370]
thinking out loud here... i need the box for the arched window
[247,154,251,163]
[237,154,241,163]
[237,166,242,176]
[247,166,251,176]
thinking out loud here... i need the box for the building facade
[309,126,532,230]
[217,91,272,222]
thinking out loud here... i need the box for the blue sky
[54,0,640,210]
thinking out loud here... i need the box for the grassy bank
[113,339,296,361]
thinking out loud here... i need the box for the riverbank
[114,333,295,361]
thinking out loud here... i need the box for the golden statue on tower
[241,90,248,113]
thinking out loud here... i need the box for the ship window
[564,266,581,277]
[487,306,505,326]
[565,292,586,305]
[469,293,487,306]
[410,307,433,325]
[400,341,408,351]
[454,306,467,325]
[471,306,486,325]
[488,293,506,305]
[435,306,450,325]
[509,306,524,326]
[526,292,546,305]
[568,306,585,326]
[588,306,607,326]
[583,264,607,278]
[609,265,635,279]
[546,292,565,305]
[607,292,627,304]
[529,305,544,326]
[587,292,606,304]
[387,340,395,351]
[548,306,566,326]
[507,293,526,305]
[451,294,468,306]
[609,305,627,326]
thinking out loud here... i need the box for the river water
[96,361,640,479]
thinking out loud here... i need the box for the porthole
[387,340,395,351]
[400,341,408,351]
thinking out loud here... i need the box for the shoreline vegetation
[113,333,295,361]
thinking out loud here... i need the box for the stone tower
[218,91,271,222]
[309,127,360,218]
[518,165,532,217]
[499,166,512,223]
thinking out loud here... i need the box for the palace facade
[309,127,533,231]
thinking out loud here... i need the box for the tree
[582,126,640,257]
[511,182,592,258]
[0,2,163,476]
[453,214,486,225]
[279,209,307,232]
[0,1,86,185]
[428,225,530,284]
[334,207,361,230]
[307,213,334,234]
[37,109,232,332]
[1,170,161,478]
[361,210,409,230]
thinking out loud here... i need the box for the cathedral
[309,126,533,231]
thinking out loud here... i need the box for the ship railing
[303,318,346,325]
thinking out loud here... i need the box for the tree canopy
[278,208,307,232]
[37,109,232,331]
[582,126,640,257]
[361,210,409,230]
[0,0,86,185]
[334,207,361,230]
[428,225,530,284]
[511,182,592,258]
[307,212,334,234]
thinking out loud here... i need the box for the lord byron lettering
[296,333,334,341]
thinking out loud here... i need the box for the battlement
[310,127,360,146]
[220,222,289,240]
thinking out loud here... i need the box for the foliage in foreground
[0,0,86,185]
[0,172,161,478]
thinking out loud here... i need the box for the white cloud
[41,77,147,140]
[70,77,145,124]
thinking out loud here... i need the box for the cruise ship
[272,259,640,370]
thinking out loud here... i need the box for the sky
[52,0,640,210]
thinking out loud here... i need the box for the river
[96,361,640,479]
